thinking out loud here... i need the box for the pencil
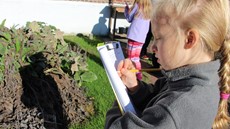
[117,68,161,73]
[129,68,161,73]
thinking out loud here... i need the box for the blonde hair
[130,0,153,19]
[152,0,230,128]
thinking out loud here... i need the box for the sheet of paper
[97,41,136,114]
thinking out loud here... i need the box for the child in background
[105,0,230,129]
[124,0,153,80]
[140,22,152,60]
[140,22,160,68]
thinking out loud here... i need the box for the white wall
[0,0,130,35]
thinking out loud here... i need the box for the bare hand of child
[117,59,138,92]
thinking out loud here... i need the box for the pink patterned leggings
[127,39,143,80]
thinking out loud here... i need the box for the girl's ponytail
[213,38,230,129]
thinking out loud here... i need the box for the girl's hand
[117,59,138,92]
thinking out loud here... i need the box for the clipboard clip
[105,41,119,50]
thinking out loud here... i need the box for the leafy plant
[0,20,97,85]
[0,20,98,128]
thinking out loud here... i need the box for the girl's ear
[185,29,199,49]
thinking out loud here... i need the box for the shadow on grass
[76,33,104,47]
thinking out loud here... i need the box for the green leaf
[56,44,68,54]
[13,61,21,71]
[61,59,71,73]
[0,43,6,55]
[55,29,66,46]
[15,39,21,52]
[69,51,77,57]
[29,21,40,33]
[0,72,3,82]
[3,32,11,42]
[0,19,6,28]
[21,48,31,62]
[80,71,97,82]
[74,72,81,81]
[44,68,62,75]
[71,61,79,74]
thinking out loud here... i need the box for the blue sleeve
[124,3,138,23]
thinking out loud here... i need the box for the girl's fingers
[123,59,134,70]
[117,60,124,71]
[117,58,134,71]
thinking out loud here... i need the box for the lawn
[64,35,115,129]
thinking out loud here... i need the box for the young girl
[105,0,230,129]
[124,0,153,80]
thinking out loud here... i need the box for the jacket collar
[161,60,220,82]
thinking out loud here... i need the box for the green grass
[64,35,115,129]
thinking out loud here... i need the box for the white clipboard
[97,41,136,115]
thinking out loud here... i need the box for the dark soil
[0,54,94,129]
